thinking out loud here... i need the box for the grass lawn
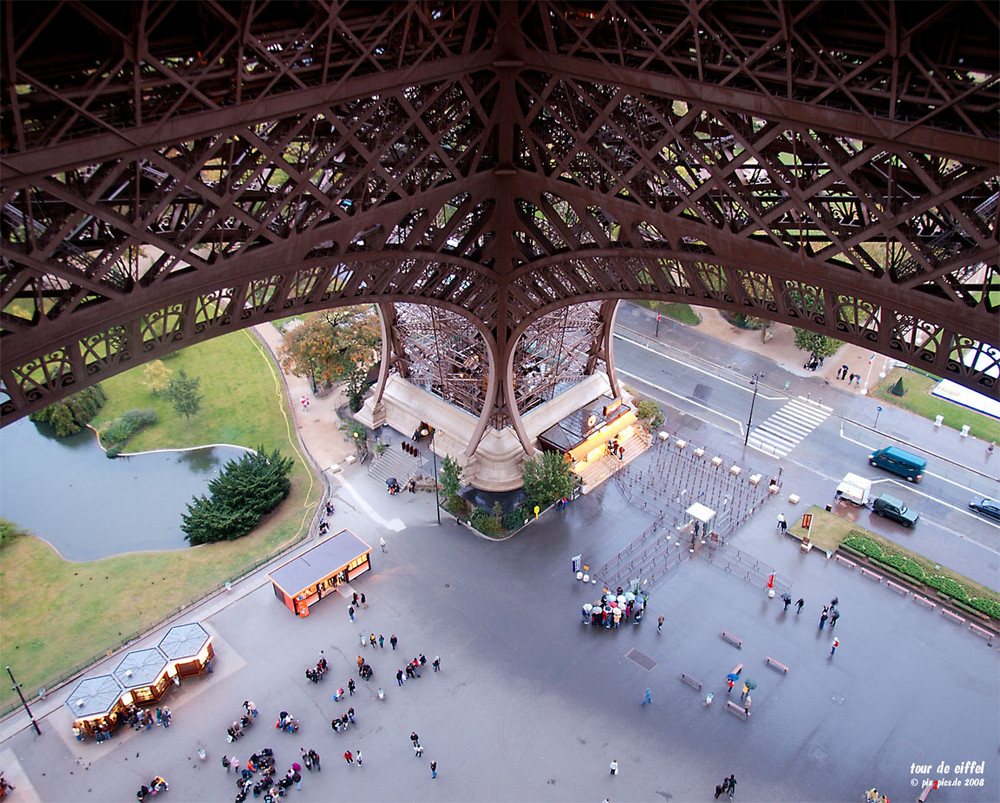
[0,329,321,712]
[870,367,1000,444]
[632,299,701,326]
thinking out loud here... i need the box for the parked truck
[835,473,873,506]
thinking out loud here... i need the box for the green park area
[871,367,1000,444]
[0,328,321,713]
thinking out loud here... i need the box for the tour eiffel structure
[1,1,997,488]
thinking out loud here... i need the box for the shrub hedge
[100,409,158,456]
[841,534,999,621]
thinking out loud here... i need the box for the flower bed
[840,534,1000,621]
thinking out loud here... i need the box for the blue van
[869,446,926,483]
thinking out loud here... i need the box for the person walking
[432,656,441,672]
[743,695,751,716]
[776,513,787,532]
[348,679,356,696]
[795,597,805,614]
[309,749,321,771]
[830,609,840,628]
[370,633,377,648]
[300,748,312,771]
[430,761,437,779]
[379,536,387,552]
[726,677,735,696]
[781,593,792,611]
[348,605,355,622]
[361,593,367,609]
[740,683,749,701]
[379,634,385,649]
[396,669,404,686]
[413,743,424,757]
[641,688,652,707]
[390,634,398,650]
[657,615,664,633]
[344,750,354,765]
[292,769,302,790]
[819,606,828,629]
[609,759,618,776]
[410,731,420,747]
[356,750,363,766]
[830,637,840,656]
[723,774,737,798]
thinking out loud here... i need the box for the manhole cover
[626,648,657,671]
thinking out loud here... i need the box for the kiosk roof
[267,529,372,596]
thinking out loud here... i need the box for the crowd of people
[582,586,648,628]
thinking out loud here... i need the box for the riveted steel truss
[376,300,612,433]
[2,0,998,430]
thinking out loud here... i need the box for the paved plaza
[2,450,998,803]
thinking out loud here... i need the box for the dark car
[872,493,919,527]
[969,497,1000,522]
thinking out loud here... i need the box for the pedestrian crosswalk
[746,396,832,458]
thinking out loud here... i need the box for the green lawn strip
[785,506,854,554]
[630,299,701,326]
[787,507,999,612]
[0,329,320,712]
[870,368,1000,444]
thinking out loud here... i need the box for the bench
[940,609,966,625]
[765,656,789,673]
[726,700,749,720]
[859,567,882,581]
[912,595,936,609]
[721,631,742,648]
[834,554,856,568]
[885,580,909,595]
[680,673,703,691]
[968,623,993,641]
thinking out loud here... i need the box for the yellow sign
[801,513,813,530]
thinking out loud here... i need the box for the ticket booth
[113,648,172,706]
[158,623,215,679]
[538,394,638,477]
[64,674,126,739]
[267,528,373,614]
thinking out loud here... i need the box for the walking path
[1,309,997,803]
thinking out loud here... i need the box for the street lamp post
[422,428,441,525]
[744,371,764,446]
[7,665,41,735]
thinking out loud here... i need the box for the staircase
[576,426,652,494]
[367,445,425,486]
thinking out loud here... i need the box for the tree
[793,328,843,360]
[142,360,173,396]
[166,369,203,423]
[181,447,294,545]
[521,451,576,509]
[439,455,463,502]
[29,384,107,436]
[280,307,381,399]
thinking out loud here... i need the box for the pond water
[0,417,249,561]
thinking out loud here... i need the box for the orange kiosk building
[267,528,373,616]
[538,394,638,475]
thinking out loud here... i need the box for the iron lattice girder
[1,1,999,426]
